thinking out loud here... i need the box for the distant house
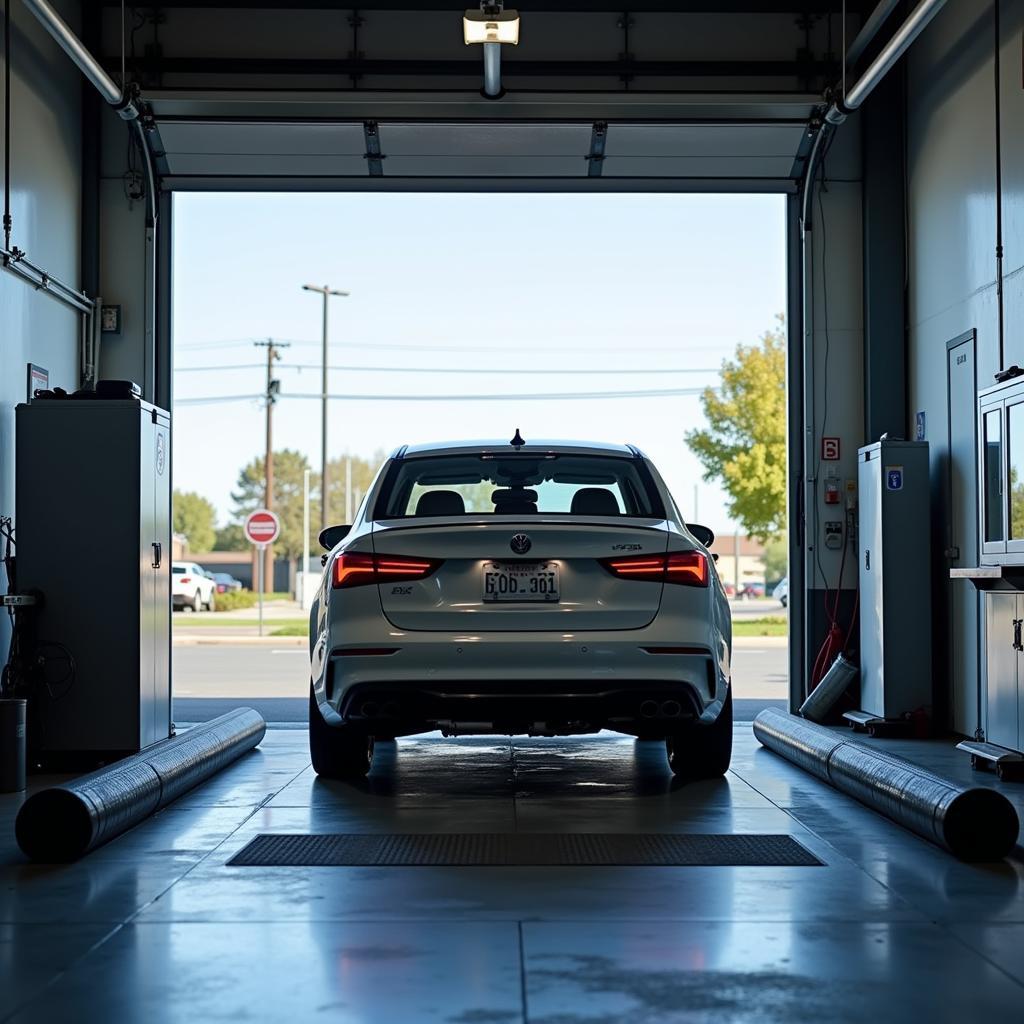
[708,534,766,591]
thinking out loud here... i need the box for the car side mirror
[689,523,715,548]
[318,524,351,551]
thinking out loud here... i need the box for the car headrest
[415,490,466,516]
[491,489,538,515]
[570,487,620,516]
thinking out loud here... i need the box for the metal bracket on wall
[587,122,607,178]
[363,122,384,176]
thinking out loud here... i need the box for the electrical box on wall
[15,398,171,762]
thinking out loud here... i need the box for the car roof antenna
[510,428,525,449]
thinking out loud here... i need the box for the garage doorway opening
[169,191,788,725]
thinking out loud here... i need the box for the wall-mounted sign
[821,437,840,461]
[915,411,926,441]
[100,305,122,334]
[886,466,904,491]
[26,364,48,401]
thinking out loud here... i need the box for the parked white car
[309,437,733,780]
[773,576,789,608]
[172,562,217,612]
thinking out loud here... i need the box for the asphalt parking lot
[171,638,788,724]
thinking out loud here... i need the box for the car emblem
[510,533,532,555]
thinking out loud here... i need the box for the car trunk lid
[371,517,671,631]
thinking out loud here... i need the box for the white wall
[905,0,1016,734]
[804,119,865,601]
[0,1,84,655]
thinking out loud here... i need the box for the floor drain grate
[227,833,823,867]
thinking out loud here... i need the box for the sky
[172,192,787,535]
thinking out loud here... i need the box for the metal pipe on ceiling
[843,0,901,69]
[825,0,947,124]
[20,0,138,119]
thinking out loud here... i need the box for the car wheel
[191,591,202,613]
[309,682,374,779]
[780,595,787,608]
[206,590,216,612]
[665,686,732,780]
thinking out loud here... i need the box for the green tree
[325,451,386,524]
[686,316,787,541]
[213,523,247,552]
[762,534,788,586]
[230,450,320,561]
[173,489,216,553]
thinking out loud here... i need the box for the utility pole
[254,338,290,593]
[302,284,350,532]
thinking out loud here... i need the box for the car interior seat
[569,487,620,516]
[415,490,466,516]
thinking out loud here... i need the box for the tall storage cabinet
[15,399,172,758]
[984,594,1023,754]
[857,440,932,720]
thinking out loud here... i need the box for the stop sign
[244,509,280,547]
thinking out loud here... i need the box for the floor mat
[228,833,823,867]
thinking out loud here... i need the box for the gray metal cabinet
[15,399,171,757]
[984,593,1023,753]
[857,440,932,720]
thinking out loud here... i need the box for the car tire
[665,686,732,780]
[192,591,202,613]
[309,683,374,779]
[780,596,787,608]
[206,590,216,612]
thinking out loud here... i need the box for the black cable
[995,0,1003,368]
[3,0,11,252]
[812,129,838,601]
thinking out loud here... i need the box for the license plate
[483,561,560,603]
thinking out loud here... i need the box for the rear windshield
[377,453,662,519]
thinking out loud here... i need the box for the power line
[175,386,715,406]
[176,337,734,355]
[174,362,722,376]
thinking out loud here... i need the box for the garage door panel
[380,123,593,158]
[164,153,370,176]
[157,122,367,156]
[383,155,588,177]
[602,155,798,177]
[605,123,806,158]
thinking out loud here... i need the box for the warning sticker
[885,466,904,491]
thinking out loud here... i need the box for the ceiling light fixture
[463,2,519,98]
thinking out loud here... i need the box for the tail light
[332,551,441,589]
[180,576,191,585]
[601,550,709,587]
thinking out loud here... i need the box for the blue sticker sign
[915,411,926,441]
[886,466,904,491]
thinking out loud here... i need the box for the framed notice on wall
[26,364,48,401]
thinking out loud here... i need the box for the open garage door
[146,94,818,191]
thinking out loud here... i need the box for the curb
[174,635,307,647]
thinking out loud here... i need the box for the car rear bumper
[311,627,729,738]
[336,677,713,737]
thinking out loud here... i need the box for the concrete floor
[2,725,1023,1022]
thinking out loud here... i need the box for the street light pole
[302,284,350,532]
